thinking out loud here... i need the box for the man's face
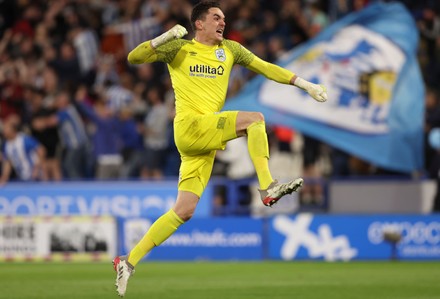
[2,122,17,140]
[199,7,226,44]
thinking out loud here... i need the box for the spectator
[429,127,440,212]
[329,0,352,21]
[103,9,162,56]
[140,0,170,22]
[0,115,45,184]
[118,106,145,179]
[93,55,120,91]
[140,85,170,179]
[48,41,81,89]
[75,86,123,180]
[425,87,440,178]
[280,0,309,47]
[104,71,135,113]
[40,67,59,104]
[28,88,62,181]
[417,6,440,85]
[267,35,289,63]
[330,147,352,177]
[305,0,329,38]
[0,60,26,121]
[259,10,288,46]
[69,23,99,85]
[52,89,90,179]
[300,135,324,204]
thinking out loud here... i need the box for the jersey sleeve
[57,110,67,122]
[224,39,295,84]
[223,39,254,66]
[24,135,40,151]
[128,39,188,64]
[246,56,295,85]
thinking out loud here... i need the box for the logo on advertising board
[0,216,116,262]
[0,182,212,218]
[120,218,263,260]
[271,214,358,261]
[270,214,440,261]
[368,220,440,258]
[0,218,37,257]
[122,218,152,256]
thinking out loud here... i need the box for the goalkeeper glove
[294,77,328,102]
[151,24,188,48]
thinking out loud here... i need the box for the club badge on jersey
[215,49,226,62]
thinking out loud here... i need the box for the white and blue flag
[225,2,424,173]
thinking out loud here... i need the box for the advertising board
[0,216,117,261]
[269,214,440,260]
[0,181,212,218]
[119,217,263,260]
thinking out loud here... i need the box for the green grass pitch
[2,261,440,299]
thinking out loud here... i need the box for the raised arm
[127,24,188,64]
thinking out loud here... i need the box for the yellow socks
[127,209,184,266]
[127,234,155,267]
[247,121,274,190]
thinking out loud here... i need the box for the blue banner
[0,181,212,218]
[269,214,440,261]
[224,3,424,173]
[119,217,263,260]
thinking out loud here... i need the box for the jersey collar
[192,38,222,49]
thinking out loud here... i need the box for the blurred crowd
[0,0,439,201]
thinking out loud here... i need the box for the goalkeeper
[113,1,327,296]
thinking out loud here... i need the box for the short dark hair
[190,1,221,32]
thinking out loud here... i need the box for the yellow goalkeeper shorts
[174,111,238,197]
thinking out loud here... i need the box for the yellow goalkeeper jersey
[128,38,295,116]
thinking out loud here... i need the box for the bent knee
[181,213,193,222]
[174,209,194,222]
[251,112,265,122]
[173,189,199,222]
[238,111,265,124]
[236,112,265,134]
